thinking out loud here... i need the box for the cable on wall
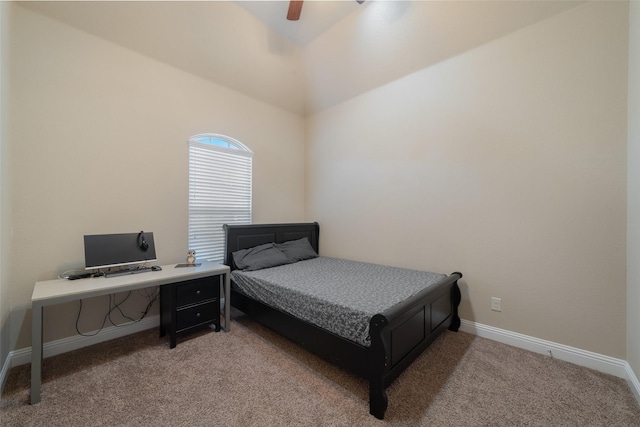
[75,288,159,336]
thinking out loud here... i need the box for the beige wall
[306,2,629,358]
[8,5,305,350]
[0,1,13,374]
[3,0,636,373]
[628,0,640,377]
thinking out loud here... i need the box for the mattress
[231,257,446,347]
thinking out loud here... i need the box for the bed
[223,222,462,419]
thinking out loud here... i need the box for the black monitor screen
[84,232,157,270]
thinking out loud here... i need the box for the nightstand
[160,274,221,348]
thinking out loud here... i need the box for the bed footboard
[368,272,463,419]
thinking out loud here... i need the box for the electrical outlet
[491,297,502,312]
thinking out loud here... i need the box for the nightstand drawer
[176,301,218,332]
[176,278,218,307]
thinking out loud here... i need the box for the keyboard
[104,267,152,278]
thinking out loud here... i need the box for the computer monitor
[84,232,157,270]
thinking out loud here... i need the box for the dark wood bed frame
[223,222,462,420]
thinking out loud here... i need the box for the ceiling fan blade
[287,1,303,21]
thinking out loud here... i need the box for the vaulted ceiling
[19,1,584,116]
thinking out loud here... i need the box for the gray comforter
[231,257,446,347]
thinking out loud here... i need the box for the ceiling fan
[287,0,365,21]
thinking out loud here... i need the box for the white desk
[30,261,230,404]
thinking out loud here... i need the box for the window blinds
[188,140,252,263]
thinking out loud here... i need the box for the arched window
[188,133,253,262]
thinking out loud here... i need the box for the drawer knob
[196,312,201,317]
[196,290,201,295]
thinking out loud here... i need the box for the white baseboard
[0,350,10,392]
[625,360,640,404]
[460,319,640,406]
[8,315,159,368]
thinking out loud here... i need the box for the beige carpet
[2,311,640,426]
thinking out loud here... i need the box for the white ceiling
[18,1,584,116]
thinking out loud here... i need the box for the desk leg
[30,302,43,404]
[223,272,230,332]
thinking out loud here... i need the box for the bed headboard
[223,222,320,270]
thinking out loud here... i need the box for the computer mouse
[151,266,162,271]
